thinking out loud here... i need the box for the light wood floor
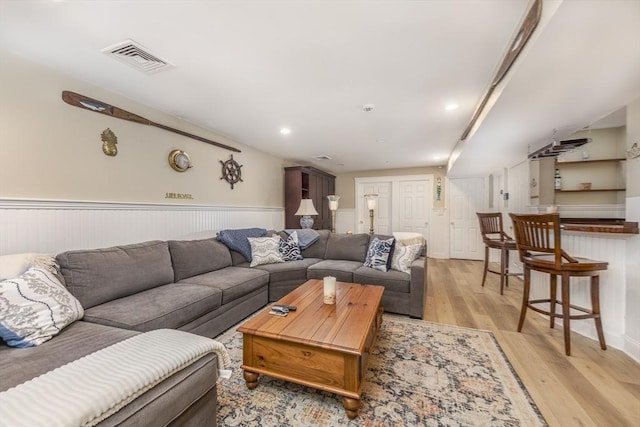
[423,258,640,427]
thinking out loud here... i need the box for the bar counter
[559,218,639,234]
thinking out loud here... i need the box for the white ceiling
[1,0,639,176]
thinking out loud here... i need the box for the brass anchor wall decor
[220,154,243,189]
[101,128,118,156]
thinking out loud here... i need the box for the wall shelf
[556,188,625,193]
[556,157,626,165]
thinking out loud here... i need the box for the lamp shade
[327,195,340,211]
[364,193,378,210]
[295,199,319,216]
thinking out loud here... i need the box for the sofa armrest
[408,256,427,318]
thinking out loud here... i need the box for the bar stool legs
[481,246,490,288]
[481,245,513,295]
[591,275,607,351]
[518,269,607,356]
[500,247,510,294]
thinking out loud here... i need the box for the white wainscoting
[0,199,284,255]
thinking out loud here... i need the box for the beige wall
[335,166,447,209]
[0,52,284,207]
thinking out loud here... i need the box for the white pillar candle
[329,200,338,211]
[367,198,376,210]
[323,276,336,304]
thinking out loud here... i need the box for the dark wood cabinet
[284,166,335,230]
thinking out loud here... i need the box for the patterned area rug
[216,315,546,426]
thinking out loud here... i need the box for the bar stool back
[509,212,608,356]
[476,212,518,295]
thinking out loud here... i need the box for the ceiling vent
[312,155,332,161]
[102,39,173,74]
[528,138,591,159]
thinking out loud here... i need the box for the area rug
[215,315,546,426]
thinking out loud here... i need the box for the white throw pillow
[0,265,84,347]
[248,235,285,267]
[0,253,58,280]
[390,243,423,274]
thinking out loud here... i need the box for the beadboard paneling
[0,199,284,255]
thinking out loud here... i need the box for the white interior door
[357,181,392,235]
[398,179,432,255]
[449,177,484,260]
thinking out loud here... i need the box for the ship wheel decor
[220,154,243,189]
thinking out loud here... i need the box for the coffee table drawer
[244,335,361,392]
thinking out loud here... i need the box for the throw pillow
[248,236,285,267]
[216,228,267,261]
[0,253,58,281]
[0,265,84,347]
[390,243,423,274]
[279,231,303,261]
[363,237,394,272]
[393,232,425,257]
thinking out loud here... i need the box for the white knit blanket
[0,329,232,427]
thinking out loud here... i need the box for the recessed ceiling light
[280,128,291,135]
[434,155,441,160]
[445,103,459,111]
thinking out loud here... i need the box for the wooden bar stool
[509,213,608,356]
[476,212,518,295]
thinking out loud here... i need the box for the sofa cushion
[0,321,138,392]
[248,236,284,267]
[169,238,232,282]
[216,228,267,261]
[82,283,222,332]
[300,230,330,259]
[279,231,303,261]
[307,259,363,283]
[363,237,394,272]
[252,258,322,284]
[0,265,84,347]
[354,265,411,293]
[178,266,269,305]
[324,233,370,262]
[57,240,174,309]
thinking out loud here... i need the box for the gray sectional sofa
[0,230,427,426]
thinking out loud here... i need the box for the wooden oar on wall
[62,91,240,153]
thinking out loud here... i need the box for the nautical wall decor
[220,154,243,189]
[101,128,118,156]
[62,91,240,152]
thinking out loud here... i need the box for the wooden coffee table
[237,279,384,419]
